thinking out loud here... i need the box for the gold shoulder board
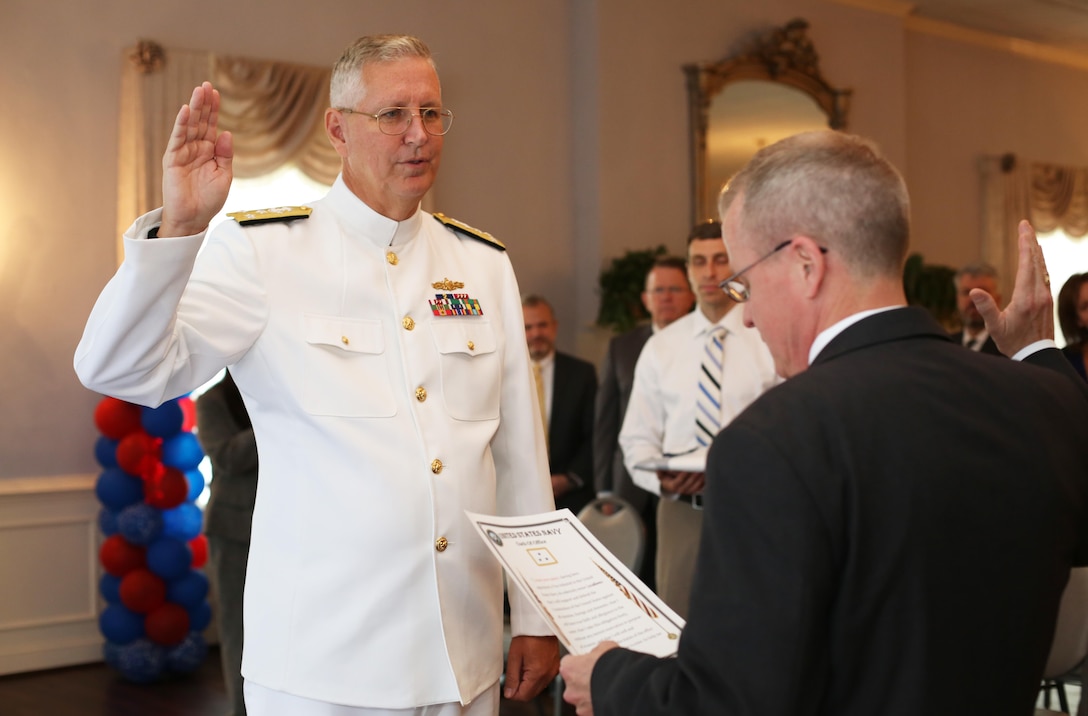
[433,212,506,251]
[227,206,313,226]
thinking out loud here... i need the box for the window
[1038,228,1087,348]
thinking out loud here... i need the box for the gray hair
[719,130,911,279]
[330,35,436,108]
[954,262,998,283]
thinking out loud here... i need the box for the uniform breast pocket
[301,314,397,417]
[431,320,501,421]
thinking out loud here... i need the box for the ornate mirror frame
[684,19,853,224]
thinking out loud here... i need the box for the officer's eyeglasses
[336,106,454,136]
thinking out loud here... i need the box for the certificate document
[465,508,685,657]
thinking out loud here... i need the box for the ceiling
[907,0,1088,55]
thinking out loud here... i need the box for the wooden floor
[0,648,574,716]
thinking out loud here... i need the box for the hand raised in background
[974,219,1055,356]
[159,82,234,237]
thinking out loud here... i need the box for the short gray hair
[954,262,998,283]
[330,35,435,108]
[719,130,911,279]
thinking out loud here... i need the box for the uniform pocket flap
[431,320,497,356]
[304,314,384,354]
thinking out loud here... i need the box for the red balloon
[95,398,143,440]
[115,432,162,479]
[145,603,190,646]
[178,396,197,432]
[119,568,167,614]
[145,467,188,510]
[188,535,208,568]
[99,534,146,577]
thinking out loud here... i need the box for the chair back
[577,496,646,574]
[1044,567,1088,679]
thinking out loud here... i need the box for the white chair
[576,495,647,574]
[1040,567,1088,713]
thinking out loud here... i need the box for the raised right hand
[973,219,1055,356]
[159,82,234,237]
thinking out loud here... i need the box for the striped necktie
[696,326,726,447]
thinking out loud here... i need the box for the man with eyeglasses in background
[561,130,1088,716]
[618,220,778,620]
[593,255,694,591]
[76,34,558,716]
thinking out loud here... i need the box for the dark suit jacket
[195,372,258,544]
[593,307,1088,716]
[949,329,1003,356]
[549,351,598,515]
[593,324,654,511]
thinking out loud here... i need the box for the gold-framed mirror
[684,19,852,224]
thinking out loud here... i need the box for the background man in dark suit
[951,261,1004,354]
[523,295,598,515]
[560,131,1088,716]
[195,371,257,716]
[592,256,694,590]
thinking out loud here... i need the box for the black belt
[675,493,703,510]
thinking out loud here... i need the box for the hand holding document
[466,508,684,657]
[633,447,708,473]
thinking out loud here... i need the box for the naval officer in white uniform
[75,34,559,716]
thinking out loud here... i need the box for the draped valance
[981,154,1088,297]
[116,41,341,255]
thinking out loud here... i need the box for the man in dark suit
[560,131,1088,716]
[523,295,598,515]
[950,262,1005,355]
[593,256,694,589]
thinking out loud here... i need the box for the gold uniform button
[402,316,415,331]
[340,336,350,345]
[431,459,443,474]
[435,536,449,552]
[386,251,398,266]
[467,341,475,351]
[415,387,427,402]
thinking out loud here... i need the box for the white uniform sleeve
[74,209,267,407]
[489,254,555,637]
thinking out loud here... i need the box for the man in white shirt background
[618,221,779,618]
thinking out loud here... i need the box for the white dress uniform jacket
[75,176,555,709]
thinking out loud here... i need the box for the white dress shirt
[619,306,780,496]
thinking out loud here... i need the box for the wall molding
[0,473,103,676]
[827,0,1088,71]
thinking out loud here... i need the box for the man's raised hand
[159,82,234,237]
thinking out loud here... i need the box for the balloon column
[93,395,211,682]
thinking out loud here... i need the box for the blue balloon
[165,631,208,673]
[95,436,119,468]
[99,573,122,604]
[116,638,166,683]
[117,503,164,545]
[146,537,191,580]
[187,600,213,632]
[162,502,203,541]
[166,570,209,608]
[185,469,206,502]
[99,604,144,644]
[98,508,120,537]
[141,401,184,438]
[160,433,204,471]
[95,468,145,511]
